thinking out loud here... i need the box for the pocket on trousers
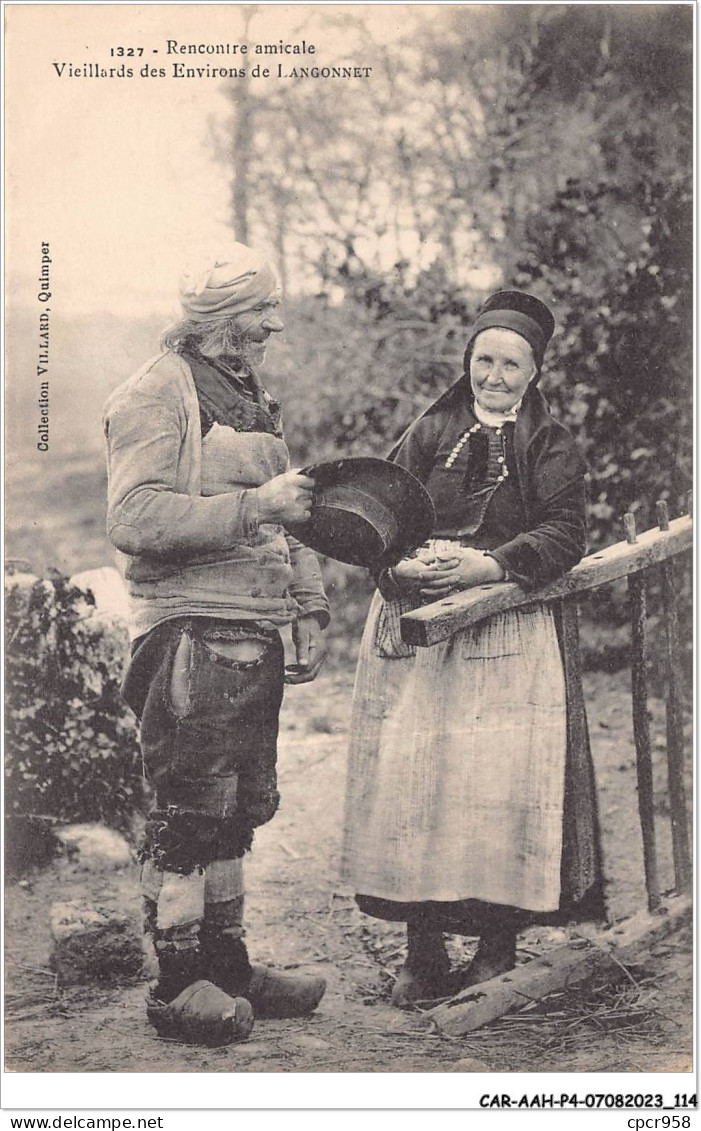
[167,624,282,728]
[200,626,273,668]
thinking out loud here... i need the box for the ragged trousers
[122,616,285,939]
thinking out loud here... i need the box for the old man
[103,245,329,1045]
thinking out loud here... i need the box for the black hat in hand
[286,457,435,570]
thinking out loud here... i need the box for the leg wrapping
[201,896,253,997]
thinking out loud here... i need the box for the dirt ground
[4,668,693,1076]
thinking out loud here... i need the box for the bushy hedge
[270,249,691,682]
[276,239,691,558]
[5,569,143,868]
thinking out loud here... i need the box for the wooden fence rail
[400,507,693,916]
[400,513,691,646]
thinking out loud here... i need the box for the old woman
[340,290,602,1007]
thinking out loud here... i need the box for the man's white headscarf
[179,244,278,323]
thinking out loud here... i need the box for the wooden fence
[401,502,692,904]
[398,501,693,1035]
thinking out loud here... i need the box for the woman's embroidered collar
[473,398,522,428]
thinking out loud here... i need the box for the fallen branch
[427,894,691,1037]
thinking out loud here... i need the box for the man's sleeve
[285,534,330,628]
[105,392,260,559]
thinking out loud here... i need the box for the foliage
[5,570,143,845]
[514,177,692,548]
[266,261,478,468]
[256,5,692,562]
[488,6,693,546]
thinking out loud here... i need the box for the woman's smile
[470,327,537,411]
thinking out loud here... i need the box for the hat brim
[286,457,435,569]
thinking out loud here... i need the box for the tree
[213,5,692,551]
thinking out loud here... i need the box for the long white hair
[160,314,247,361]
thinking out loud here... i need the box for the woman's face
[469,327,536,413]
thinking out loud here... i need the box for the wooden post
[628,570,660,910]
[659,557,692,892]
[623,512,637,544]
[656,500,670,531]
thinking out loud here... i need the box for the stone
[56,823,133,870]
[69,567,130,621]
[451,1056,493,1072]
[50,897,144,985]
[280,1034,331,1052]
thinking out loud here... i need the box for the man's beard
[240,340,268,369]
[198,319,267,370]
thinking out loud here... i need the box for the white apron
[340,591,567,912]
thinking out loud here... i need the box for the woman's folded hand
[419,548,505,599]
[391,555,461,595]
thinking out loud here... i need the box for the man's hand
[286,615,327,684]
[256,471,315,525]
[419,547,505,599]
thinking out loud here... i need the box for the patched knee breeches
[122,616,285,872]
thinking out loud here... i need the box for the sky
[6,3,441,317]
